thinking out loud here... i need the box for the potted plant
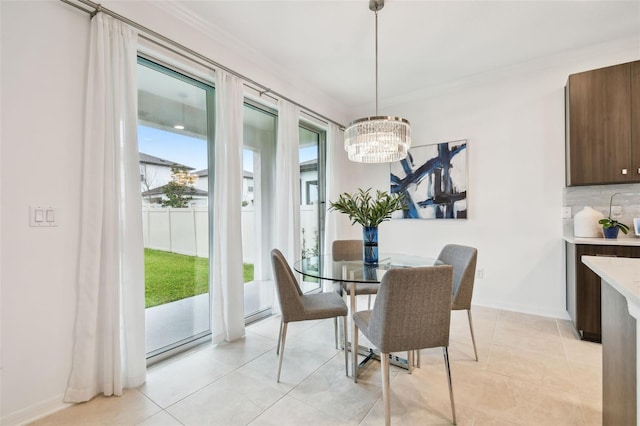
[329,188,404,264]
[598,192,630,239]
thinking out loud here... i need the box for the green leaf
[329,188,405,227]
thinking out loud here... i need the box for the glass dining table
[294,253,442,371]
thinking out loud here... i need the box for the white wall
[0,1,345,423]
[331,37,640,318]
[1,2,88,423]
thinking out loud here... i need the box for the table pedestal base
[348,343,410,371]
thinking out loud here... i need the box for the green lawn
[145,248,254,308]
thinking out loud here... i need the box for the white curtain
[323,123,343,257]
[212,70,245,342]
[273,100,301,312]
[65,13,145,403]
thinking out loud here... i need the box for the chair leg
[276,319,283,355]
[416,349,421,368]
[407,350,414,374]
[467,309,479,361]
[276,322,288,383]
[367,294,372,310]
[334,317,340,349]
[443,347,456,425]
[353,321,359,383]
[381,353,391,426]
[343,315,348,376]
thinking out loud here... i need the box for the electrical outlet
[562,207,572,219]
[611,205,622,218]
[476,268,484,279]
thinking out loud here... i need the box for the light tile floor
[30,306,602,425]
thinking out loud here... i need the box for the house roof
[193,169,254,179]
[300,159,317,172]
[139,152,194,170]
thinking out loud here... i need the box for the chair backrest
[366,265,454,353]
[437,244,478,310]
[332,240,363,261]
[271,249,305,323]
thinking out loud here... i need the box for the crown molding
[146,3,308,93]
[144,1,350,124]
[377,35,640,110]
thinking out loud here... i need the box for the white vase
[573,206,604,238]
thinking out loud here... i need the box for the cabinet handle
[622,169,628,175]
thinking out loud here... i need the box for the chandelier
[344,0,411,163]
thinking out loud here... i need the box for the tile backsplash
[563,183,640,239]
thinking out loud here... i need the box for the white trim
[471,300,571,321]
[0,394,71,426]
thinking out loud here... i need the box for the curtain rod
[60,0,345,130]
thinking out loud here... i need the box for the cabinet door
[575,245,606,341]
[567,63,632,185]
[632,61,640,179]
[575,245,640,342]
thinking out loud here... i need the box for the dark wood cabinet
[632,61,640,174]
[566,242,640,342]
[565,61,640,186]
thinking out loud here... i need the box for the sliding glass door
[242,102,277,320]
[138,58,327,342]
[241,108,327,315]
[137,57,214,357]
[299,123,326,293]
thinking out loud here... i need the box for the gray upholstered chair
[332,239,378,307]
[331,240,378,348]
[353,265,456,425]
[438,244,479,361]
[271,248,348,382]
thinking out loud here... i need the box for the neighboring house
[140,155,257,206]
[140,152,202,205]
[300,159,318,205]
[243,170,254,205]
[193,164,313,206]
[192,169,209,192]
[139,152,194,194]
[192,169,255,206]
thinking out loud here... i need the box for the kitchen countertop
[564,234,640,246]
[581,256,640,317]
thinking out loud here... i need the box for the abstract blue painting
[390,140,468,219]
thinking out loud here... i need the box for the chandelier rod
[375,8,379,116]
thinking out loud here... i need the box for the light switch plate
[562,207,572,219]
[30,206,58,227]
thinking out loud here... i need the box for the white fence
[142,205,319,262]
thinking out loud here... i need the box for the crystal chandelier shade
[344,116,411,163]
[345,0,411,163]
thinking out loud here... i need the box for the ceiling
[151,0,640,113]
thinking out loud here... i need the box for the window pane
[138,58,213,356]
[299,125,325,293]
[242,103,277,320]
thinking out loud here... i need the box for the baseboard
[472,299,571,321]
[1,394,71,426]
